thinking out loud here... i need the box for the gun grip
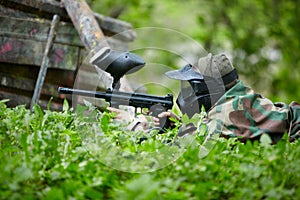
[150,104,171,131]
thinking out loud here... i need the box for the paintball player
[110,53,300,143]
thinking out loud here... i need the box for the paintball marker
[58,87,173,129]
[59,48,173,129]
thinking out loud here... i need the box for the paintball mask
[165,53,238,117]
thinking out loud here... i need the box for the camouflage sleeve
[288,101,300,140]
[205,81,300,143]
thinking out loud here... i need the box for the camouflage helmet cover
[197,53,238,89]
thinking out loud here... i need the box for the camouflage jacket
[204,80,300,142]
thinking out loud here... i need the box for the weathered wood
[0,0,136,42]
[0,4,37,19]
[0,63,114,108]
[0,68,69,109]
[0,15,129,51]
[0,72,62,98]
[0,90,63,110]
[0,15,83,46]
[31,14,60,111]
[0,63,75,87]
[62,0,109,55]
[0,0,137,108]
[0,36,80,70]
[0,63,73,108]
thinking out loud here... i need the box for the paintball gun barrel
[58,87,173,129]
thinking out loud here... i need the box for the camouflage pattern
[197,53,234,78]
[204,80,300,142]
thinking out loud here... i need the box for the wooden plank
[0,4,37,19]
[0,0,136,42]
[0,72,62,98]
[0,63,75,86]
[0,90,64,110]
[0,15,83,47]
[0,71,67,110]
[0,90,32,107]
[0,36,80,70]
[0,15,129,55]
[0,63,132,108]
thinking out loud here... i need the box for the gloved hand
[107,107,149,131]
[152,111,181,128]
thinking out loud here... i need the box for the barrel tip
[58,87,65,93]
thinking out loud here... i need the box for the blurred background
[88,0,300,103]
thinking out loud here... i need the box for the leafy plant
[0,100,299,199]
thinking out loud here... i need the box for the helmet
[197,53,238,89]
[165,53,238,117]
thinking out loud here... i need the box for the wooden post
[30,14,60,112]
[62,0,109,56]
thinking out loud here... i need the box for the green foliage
[1,100,300,199]
[193,0,300,103]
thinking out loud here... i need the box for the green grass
[0,99,299,200]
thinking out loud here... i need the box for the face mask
[176,92,211,118]
[175,68,239,117]
[176,79,225,117]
